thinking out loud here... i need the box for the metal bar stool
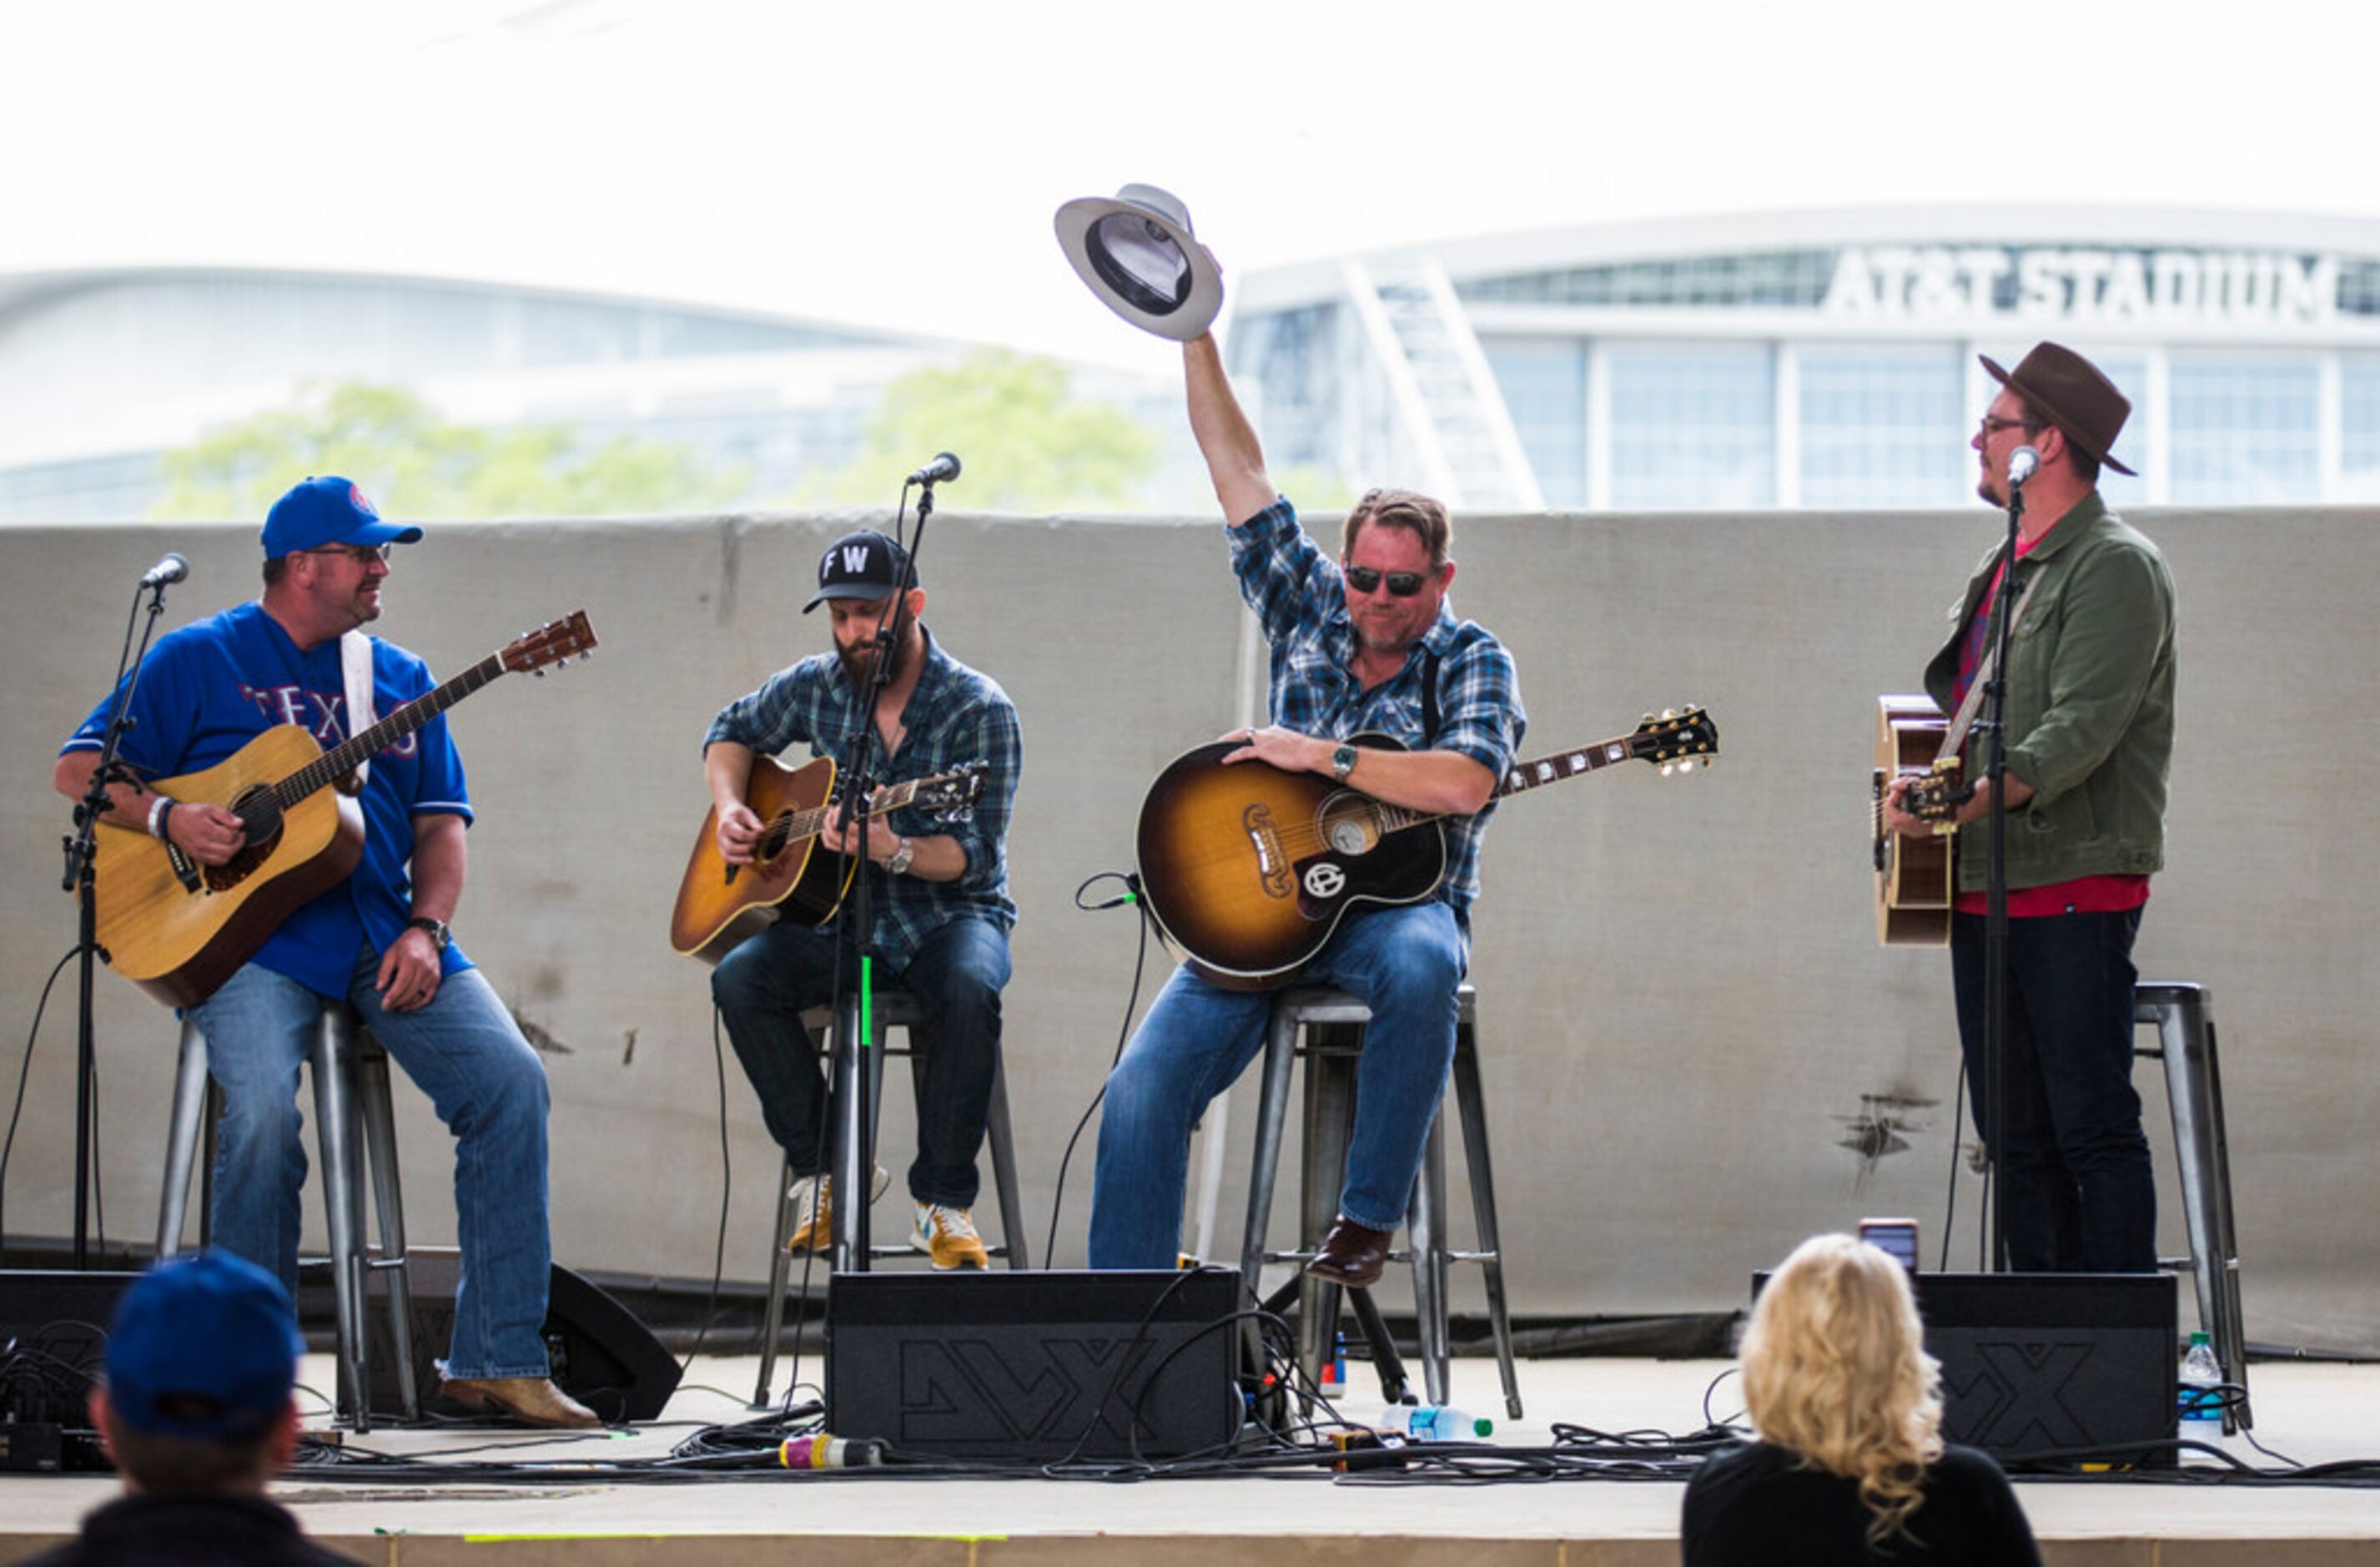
[1239,983,1522,1420]
[2135,980,2251,1431]
[752,989,1029,1408]
[158,1009,420,1432]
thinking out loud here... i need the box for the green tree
[152,381,747,520]
[813,350,1160,511]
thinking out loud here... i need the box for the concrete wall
[3,505,2372,1352]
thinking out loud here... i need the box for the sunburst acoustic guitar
[1135,708,1718,990]
[668,754,984,965]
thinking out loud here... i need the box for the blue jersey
[62,602,475,999]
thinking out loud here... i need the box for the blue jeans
[1952,908,2156,1272]
[187,950,556,1379]
[711,915,1010,1208]
[1088,900,1467,1269]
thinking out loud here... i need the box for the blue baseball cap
[260,476,424,559]
[105,1251,303,1439]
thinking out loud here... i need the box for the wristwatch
[405,915,451,951]
[883,837,916,876]
[1331,743,1359,783]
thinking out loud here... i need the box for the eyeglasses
[1343,564,1438,597]
[300,542,392,563]
[1976,416,2045,441]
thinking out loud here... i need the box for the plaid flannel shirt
[1230,498,1525,915]
[703,626,1020,965]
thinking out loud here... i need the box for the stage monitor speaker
[0,1270,140,1470]
[826,1267,1244,1461]
[1754,1269,2177,1462]
[365,1247,682,1423]
[0,1269,137,1420]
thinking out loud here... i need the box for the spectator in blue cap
[23,1251,359,1564]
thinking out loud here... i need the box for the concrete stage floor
[4,1350,2377,1564]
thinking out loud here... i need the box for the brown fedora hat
[1979,341,2136,476]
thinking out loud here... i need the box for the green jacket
[1923,492,2177,892]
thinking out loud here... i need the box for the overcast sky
[7,0,2375,374]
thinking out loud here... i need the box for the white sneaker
[911,1203,989,1271]
[785,1163,890,1253]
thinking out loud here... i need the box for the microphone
[2005,446,2039,486]
[139,552,189,588]
[908,451,962,486]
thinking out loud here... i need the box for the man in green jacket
[1885,341,2176,1272]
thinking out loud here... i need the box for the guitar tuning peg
[531,667,546,678]
[1662,708,1676,720]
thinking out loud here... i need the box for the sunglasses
[1343,564,1438,597]
[299,542,393,563]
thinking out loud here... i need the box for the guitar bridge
[1241,803,1294,901]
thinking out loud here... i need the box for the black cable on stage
[0,946,81,1266]
[1041,869,1150,1266]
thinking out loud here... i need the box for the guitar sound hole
[1327,819,1369,855]
[205,787,287,893]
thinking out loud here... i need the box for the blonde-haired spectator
[1682,1234,2041,1564]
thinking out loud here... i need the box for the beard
[838,632,912,688]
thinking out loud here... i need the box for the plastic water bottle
[2177,1331,2223,1424]
[1380,1403,1492,1440]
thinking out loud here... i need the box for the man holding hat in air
[705,528,1023,1270]
[1884,343,2177,1274]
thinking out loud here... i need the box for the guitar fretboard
[1364,735,1646,836]
[763,776,941,854]
[1495,738,1644,799]
[272,652,510,809]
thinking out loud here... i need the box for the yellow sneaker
[911,1203,989,1271]
[785,1164,889,1254]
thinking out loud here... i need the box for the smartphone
[1859,1217,1920,1273]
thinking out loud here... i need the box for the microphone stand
[1975,476,2025,1274]
[823,481,936,1275]
[58,574,177,1269]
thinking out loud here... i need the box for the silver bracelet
[147,795,174,840]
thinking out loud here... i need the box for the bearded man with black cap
[1884,342,2177,1274]
[704,529,1022,1270]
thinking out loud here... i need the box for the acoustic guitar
[1135,708,1718,990]
[86,611,598,1008]
[668,754,984,965]
[1870,694,1972,948]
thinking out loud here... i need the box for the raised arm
[1185,333,1277,528]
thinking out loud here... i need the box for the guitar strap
[1935,571,2041,763]
[1420,649,1442,748]
[341,630,375,789]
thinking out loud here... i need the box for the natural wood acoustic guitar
[1870,693,1970,947]
[86,611,597,1007]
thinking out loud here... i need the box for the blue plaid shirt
[703,626,1020,964]
[1231,498,1525,915]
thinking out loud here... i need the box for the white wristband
[147,796,174,840]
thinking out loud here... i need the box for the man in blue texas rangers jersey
[55,476,596,1429]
